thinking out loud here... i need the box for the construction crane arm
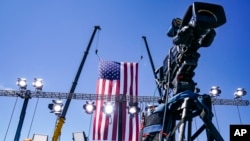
[52,25,101,141]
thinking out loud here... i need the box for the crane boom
[142,36,163,97]
[52,25,101,141]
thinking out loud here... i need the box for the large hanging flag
[92,60,139,141]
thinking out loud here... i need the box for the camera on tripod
[161,2,226,95]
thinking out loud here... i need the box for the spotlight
[209,86,221,97]
[83,101,96,114]
[48,99,63,116]
[32,78,43,91]
[128,102,140,117]
[16,78,28,90]
[234,88,247,99]
[102,102,114,116]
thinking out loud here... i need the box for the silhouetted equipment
[141,2,227,141]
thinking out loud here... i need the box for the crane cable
[95,29,101,60]
[95,32,144,63]
[4,97,18,141]
[87,114,93,139]
[212,104,220,132]
[27,98,40,138]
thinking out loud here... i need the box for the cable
[236,105,242,124]
[95,29,101,60]
[4,97,19,141]
[88,114,93,139]
[138,37,144,63]
[212,104,220,132]
[27,98,40,138]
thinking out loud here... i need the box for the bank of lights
[209,86,247,99]
[16,78,44,91]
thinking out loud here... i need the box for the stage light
[234,88,247,98]
[48,99,63,116]
[128,107,137,114]
[209,86,221,97]
[102,102,114,115]
[83,101,96,114]
[16,78,28,90]
[32,78,43,91]
[128,102,140,117]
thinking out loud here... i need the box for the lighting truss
[0,89,249,106]
[0,90,159,102]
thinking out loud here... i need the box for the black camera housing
[163,2,226,95]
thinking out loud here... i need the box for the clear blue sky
[0,0,250,141]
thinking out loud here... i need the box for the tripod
[161,90,224,141]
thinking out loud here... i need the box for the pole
[14,90,31,141]
[52,26,101,141]
[142,36,162,97]
[118,95,123,141]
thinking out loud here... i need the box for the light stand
[14,90,31,141]
[14,78,43,141]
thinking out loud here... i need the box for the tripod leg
[198,96,224,141]
[187,119,192,141]
[178,98,191,141]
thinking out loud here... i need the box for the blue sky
[0,0,250,141]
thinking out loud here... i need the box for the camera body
[162,2,226,95]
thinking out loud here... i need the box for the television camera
[141,2,226,141]
[158,2,226,97]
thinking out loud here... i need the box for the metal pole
[52,26,101,141]
[118,94,123,141]
[142,36,162,97]
[14,90,31,141]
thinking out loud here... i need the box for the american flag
[92,60,140,141]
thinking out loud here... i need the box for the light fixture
[32,78,43,91]
[16,78,28,90]
[234,88,247,99]
[128,102,140,117]
[48,99,63,116]
[102,102,114,116]
[209,86,221,97]
[83,101,96,114]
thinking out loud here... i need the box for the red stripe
[92,81,99,139]
[99,79,106,140]
[112,81,120,140]
[103,80,112,139]
[128,63,134,140]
